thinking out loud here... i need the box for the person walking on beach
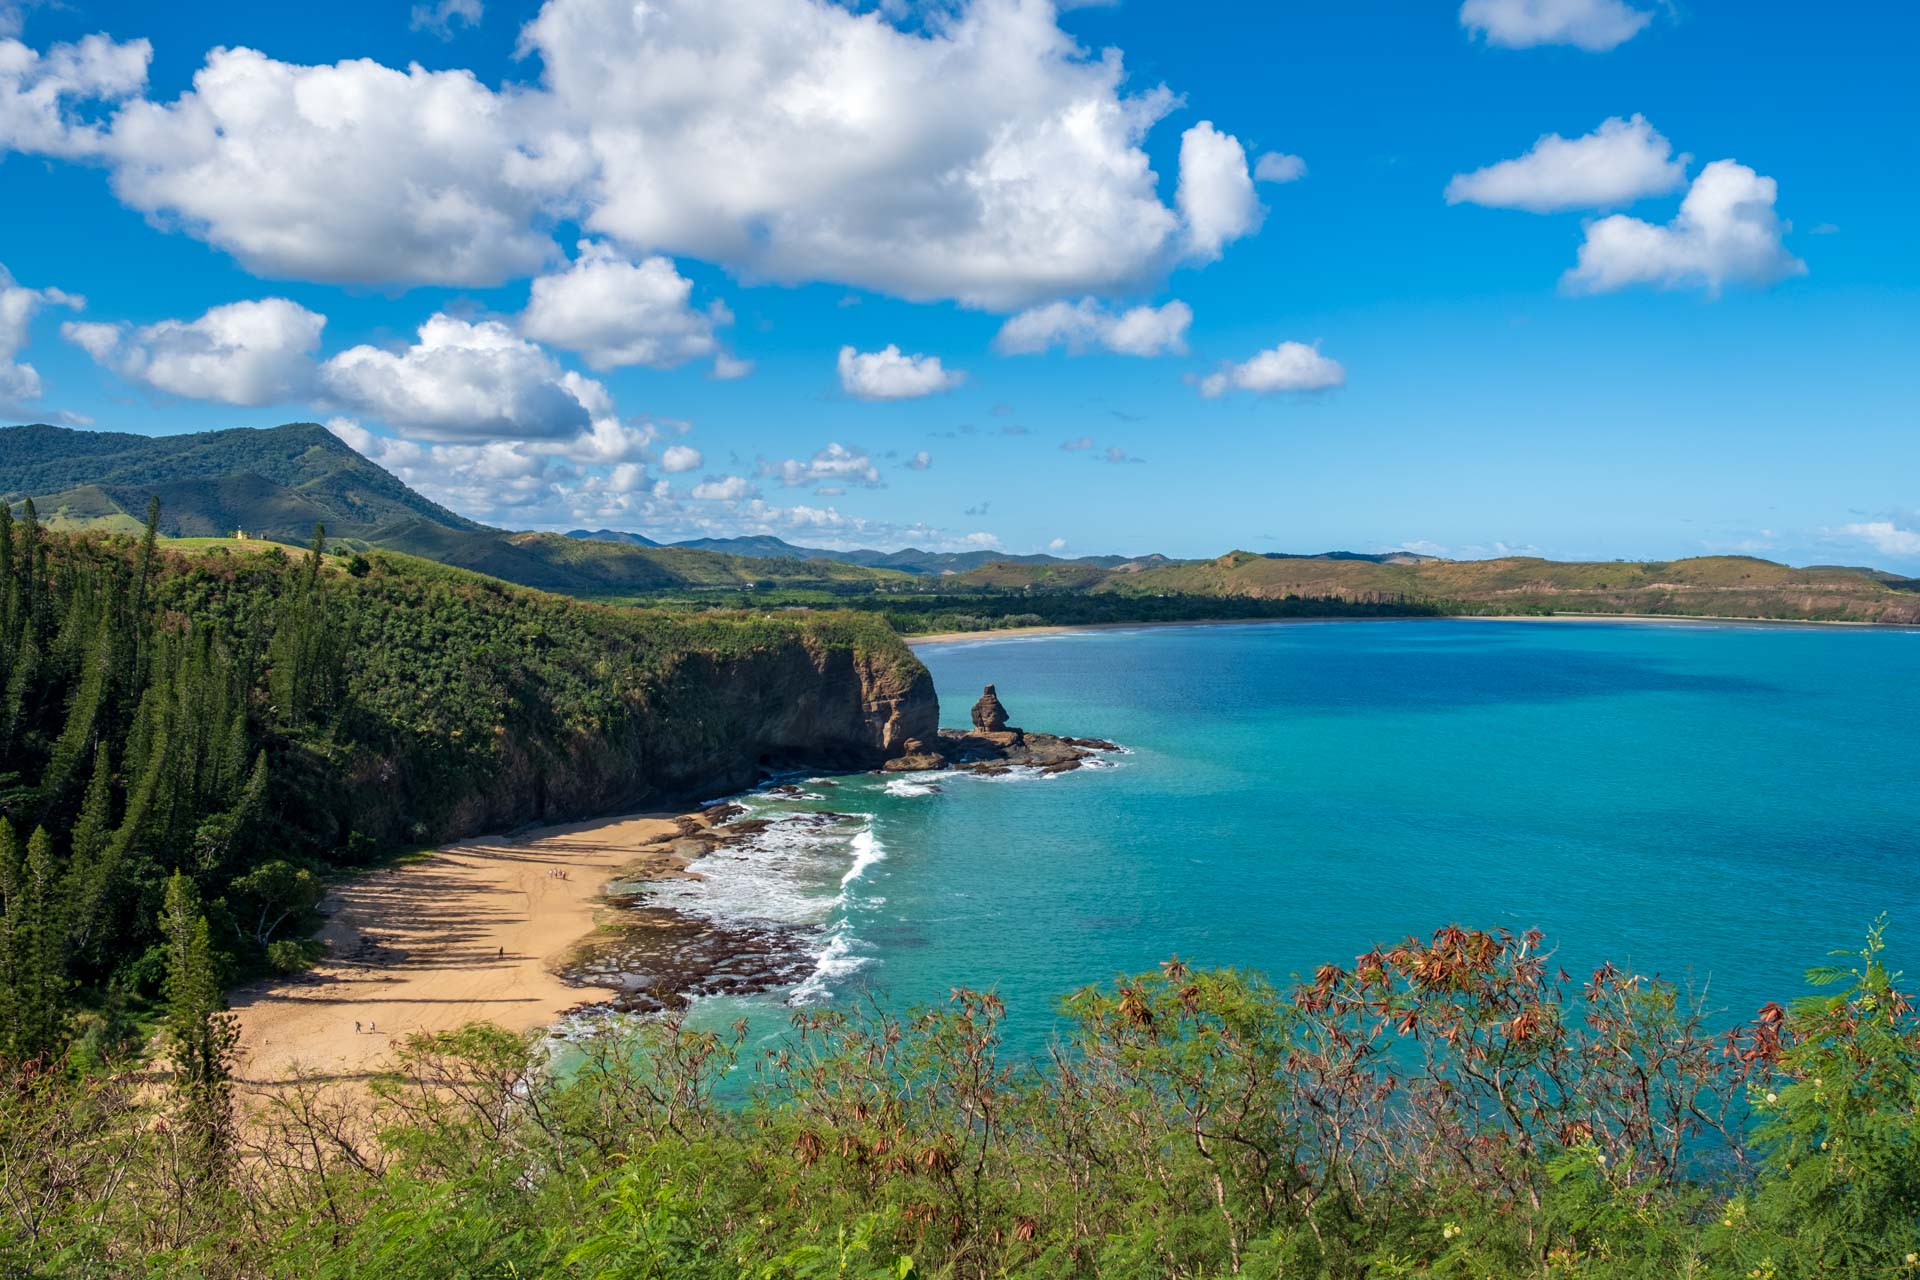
[354,1020,361,1035]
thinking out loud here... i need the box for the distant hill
[567,528,663,548]
[569,529,1168,575]
[0,422,485,540]
[1,424,905,596]
[1095,550,1920,625]
[12,423,1919,627]
[1262,550,1442,566]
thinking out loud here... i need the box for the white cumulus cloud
[62,297,324,406]
[1562,160,1806,295]
[1837,520,1920,559]
[837,344,964,401]
[1446,115,1688,213]
[766,442,883,490]
[3,38,561,286]
[1459,0,1653,51]
[1177,120,1262,262]
[994,298,1191,357]
[691,474,754,502]
[410,0,482,40]
[0,260,82,407]
[2,0,1265,307]
[520,241,730,370]
[658,443,702,474]
[321,314,608,440]
[0,32,151,157]
[1253,151,1306,183]
[1198,341,1346,398]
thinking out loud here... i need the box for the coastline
[907,615,1393,647]
[226,607,1908,1083]
[230,810,696,1086]
[907,611,1915,647]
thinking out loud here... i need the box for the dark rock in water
[971,683,1010,732]
[932,726,1112,775]
[876,681,1118,775]
[565,905,816,1014]
[881,751,946,773]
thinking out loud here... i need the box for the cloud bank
[1,0,1265,308]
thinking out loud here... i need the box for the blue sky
[1,0,1915,567]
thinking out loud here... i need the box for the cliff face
[357,624,940,844]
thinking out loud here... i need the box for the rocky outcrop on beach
[881,683,1118,776]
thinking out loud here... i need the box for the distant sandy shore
[906,616,1383,647]
[230,812,687,1087]
[908,611,1908,647]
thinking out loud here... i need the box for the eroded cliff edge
[396,629,938,842]
[257,561,942,850]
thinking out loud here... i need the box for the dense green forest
[3,915,1916,1277]
[0,504,923,1070]
[620,587,1443,634]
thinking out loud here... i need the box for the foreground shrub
[4,922,1918,1278]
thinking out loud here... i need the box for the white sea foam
[790,927,872,1004]
[841,827,886,888]
[643,810,865,927]
[883,770,955,797]
[638,804,885,1004]
[971,766,1052,784]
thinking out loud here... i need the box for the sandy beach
[906,616,1376,647]
[230,811,687,1086]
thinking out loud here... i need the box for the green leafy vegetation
[611,587,1443,634]
[3,921,1917,1277]
[0,503,924,1071]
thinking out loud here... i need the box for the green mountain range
[8,421,1919,625]
[566,528,1172,574]
[0,423,907,596]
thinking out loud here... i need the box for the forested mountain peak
[0,422,484,541]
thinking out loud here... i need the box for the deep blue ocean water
[668,618,1920,1056]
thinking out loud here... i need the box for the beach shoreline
[906,616,1399,646]
[229,810,700,1087]
[906,610,1911,647]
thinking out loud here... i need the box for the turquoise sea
[666,618,1920,1055]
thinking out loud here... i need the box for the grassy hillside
[1098,550,1920,624]
[1,424,911,598]
[0,422,484,539]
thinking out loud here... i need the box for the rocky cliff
[365,624,940,843]
[120,539,942,854]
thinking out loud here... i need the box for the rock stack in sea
[971,684,1010,732]
[881,681,1120,776]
